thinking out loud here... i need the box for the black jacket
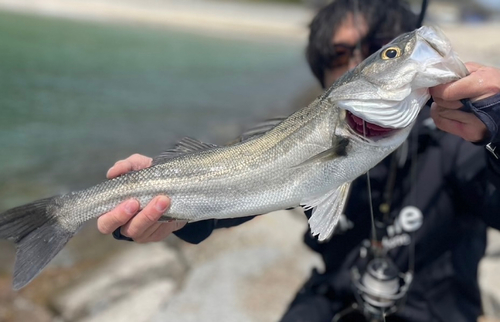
[173,97,500,322]
[293,108,500,322]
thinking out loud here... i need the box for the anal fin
[302,182,351,241]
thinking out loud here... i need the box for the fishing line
[408,122,419,274]
[335,1,425,321]
[363,120,377,243]
[353,0,377,244]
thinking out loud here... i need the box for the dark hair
[306,0,418,88]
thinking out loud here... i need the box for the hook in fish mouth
[346,111,398,138]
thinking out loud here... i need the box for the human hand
[430,62,500,142]
[97,154,186,243]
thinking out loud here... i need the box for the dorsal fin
[227,117,287,145]
[152,137,218,165]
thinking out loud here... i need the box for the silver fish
[0,26,467,290]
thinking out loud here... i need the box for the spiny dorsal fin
[292,137,349,169]
[302,181,351,241]
[152,137,218,165]
[227,117,287,145]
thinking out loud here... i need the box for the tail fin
[0,197,79,290]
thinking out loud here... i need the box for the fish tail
[0,196,80,290]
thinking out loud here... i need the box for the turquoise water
[0,11,316,209]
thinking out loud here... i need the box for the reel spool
[351,256,413,321]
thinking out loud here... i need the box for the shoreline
[0,0,314,41]
[1,0,499,66]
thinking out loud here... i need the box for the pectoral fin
[292,137,349,169]
[302,182,351,241]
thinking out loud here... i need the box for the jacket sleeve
[478,93,500,228]
[486,151,500,188]
[447,139,500,230]
[173,216,256,244]
[479,93,500,188]
[112,215,255,243]
[461,93,500,143]
[450,93,500,228]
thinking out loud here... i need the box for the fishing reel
[332,241,413,322]
[351,256,413,321]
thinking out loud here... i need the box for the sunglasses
[329,36,394,68]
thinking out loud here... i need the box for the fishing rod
[417,0,429,28]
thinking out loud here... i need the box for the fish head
[325,26,468,146]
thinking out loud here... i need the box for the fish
[0,26,468,290]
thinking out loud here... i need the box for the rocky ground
[0,1,500,322]
[0,209,322,322]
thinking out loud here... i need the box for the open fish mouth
[346,111,398,138]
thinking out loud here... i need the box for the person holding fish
[106,1,499,321]
[93,1,500,321]
[1,0,499,321]
[99,40,499,322]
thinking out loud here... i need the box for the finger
[127,154,153,170]
[438,109,475,124]
[431,68,496,102]
[107,154,153,179]
[465,62,482,73]
[134,220,187,243]
[136,222,178,243]
[120,196,171,238]
[174,220,188,231]
[431,103,487,142]
[107,160,133,179]
[151,221,187,241]
[149,223,177,242]
[431,105,467,138]
[133,222,164,243]
[139,221,165,239]
[430,77,473,101]
[97,199,140,234]
[431,97,463,110]
[434,104,480,125]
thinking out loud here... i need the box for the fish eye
[381,47,401,60]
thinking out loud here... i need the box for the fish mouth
[346,111,397,138]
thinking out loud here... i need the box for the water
[0,11,316,210]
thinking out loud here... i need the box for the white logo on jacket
[382,206,423,250]
[334,206,423,251]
